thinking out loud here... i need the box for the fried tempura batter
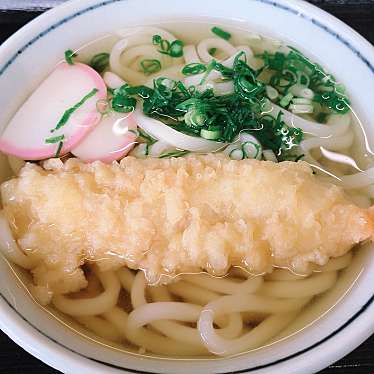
[1,155,373,294]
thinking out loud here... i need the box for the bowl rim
[0,0,373,373]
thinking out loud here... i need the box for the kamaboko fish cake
[1,154,373,293]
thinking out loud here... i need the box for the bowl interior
[0,0,373,373]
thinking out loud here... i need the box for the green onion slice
[54,141,64,158]
[266,85,279,100]
[140,59,162,75]
[159,150,190,158]
[211,26,231,40]
[45,134,65,144]
[51,88,98,132]
[152,34,184,57]
[90,52,110,73]
[182,63,207,76]
[280,92,294,107]
[242,141,261,159]
[209,48,217,56]
[229,148,244,160]
[152,35,162,45]
[112,95,137,113]
[169,40,184,58]
[200,127,221,140]
[159,39,171,54]
[64,49,77,65]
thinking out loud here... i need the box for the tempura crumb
[1,155,372,294]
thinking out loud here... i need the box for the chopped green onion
[229,148,244,160]
[155,77,176,90]
[152,34,171,54]
[182,63,207,76]
[51,88,98,132]
[297,71,310,86]
[279,78,292,88]
[112,95,137,113]
[140,59,162,75]
[238,76,258,93]
[90,52,110,73]
[159,39,171,54]
[45,134,65,144]
[289,84,314,99]
[64,49,77,65]
[211,26,231,40]
[223,144,238,156]
[144,144,150,156]
[260,97,273,113]
[282,69,298,84]
[55,141,64,158]
[169,40,184,57]
[314,92,350,113]
[242,141,261,159]
[116,53,304,160]
[152,35,184,57]
[107,87,115,96]
[159,150,190,158]
[152,35,162,45]
[184,109,206,127]
[200,127,221,140]
[299,88,314,99]
[280,92,294,107]
[199,59,217,85]
[113,84,132,97]
[209,48,217,56]
[258,48,350,114]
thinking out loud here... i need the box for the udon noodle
[0,21,373,358]
[0,214,352,356]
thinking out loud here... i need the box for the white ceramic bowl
[0,0,373,373]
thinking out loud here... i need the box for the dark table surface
[0,1,374,373]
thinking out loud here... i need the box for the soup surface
[0,21,373,358]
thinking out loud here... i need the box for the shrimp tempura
[1,155,372,294]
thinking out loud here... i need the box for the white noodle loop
[52,271,120,316]
[127,301,202,329]
[110,27,178,85]
[197,38,237,63]
[198,311,298,356]
[183,273,263,294]
[259,272,337,298]
[0,210,35,269]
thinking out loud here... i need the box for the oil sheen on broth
[0,21,373,358]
